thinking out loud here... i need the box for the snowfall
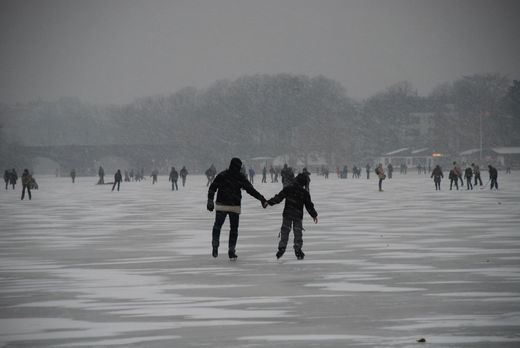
[1,171,519,347]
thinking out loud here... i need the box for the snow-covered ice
[1,172,520,347]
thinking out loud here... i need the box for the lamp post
[480,111,483,162]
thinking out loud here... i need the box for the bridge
[3,144,206,176]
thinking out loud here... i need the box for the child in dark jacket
[264,173,318,260]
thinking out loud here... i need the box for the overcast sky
[1,0,519,105]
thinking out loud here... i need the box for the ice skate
[295,249,305,260]
[276,247,286,259]
[228,250,238,260]
[212,247,218,258]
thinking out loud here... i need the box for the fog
[1,0,519,105]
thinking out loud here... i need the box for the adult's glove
[261,197,267,209]
[207,199,214,212]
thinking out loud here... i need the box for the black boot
[276,247,286,259]
[295,249,305,260]
[212,247,218,258]
[228,250,238,260]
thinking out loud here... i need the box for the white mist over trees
[1,73,519,171]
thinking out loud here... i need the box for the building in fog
[378,147,434,168]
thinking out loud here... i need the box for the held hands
[207,199,214,212]
[262,200,269,208]
[313,217,318,224]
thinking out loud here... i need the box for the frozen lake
[1,171,520,347]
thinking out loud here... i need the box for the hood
[295,173,309,186]
[229,157,242,173]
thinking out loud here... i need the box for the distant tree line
[1,73,519,170]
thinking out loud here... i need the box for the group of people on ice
[89,165,189,192]
[4,168,37,200]
[207,157,318,261]
[439,162,498,191]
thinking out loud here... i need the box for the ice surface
[1,172,520,347]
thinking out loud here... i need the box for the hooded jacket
[267,173,317,220]
[208,158,265,213]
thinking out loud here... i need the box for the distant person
[323,166,329,179]
[431,165,443,190]
[262,166,267,183]
[124,169,130,182]
[248,167,255,184]
[180,166,188,187]
[21,169,32,200]
[488,165,498,190]
[70,169,76,183]
[387,163,393,179]
[464,167,473,190]
[366,164,370,179]
[453,162,464,186]
[4,169,10,190]
[376,163,385,192]
[112,169,122,191]
[9,168,18,189]
[207,158,267,260]
[472,163,483,186]
[169,166,179,191]
[281,164,294,187]
[269,166,275,182]
[151,169,158,184]
[264,173,318,260]
[205,164,217,187]
[449,169,459,190]
[98,166,105,184]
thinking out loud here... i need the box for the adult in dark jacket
[449,169,459,190]
[98,166,105,184]
[265,173,318,260]
[169,167,179,191]
[9,169,18,189]
[431,165,443,190]
[4,169,10,190]
[488,165,498,190]
[112,169,122,191]
[464,167,473,190]
[180,166,188,187]
[207,157,266,260]
[205,164,217,187]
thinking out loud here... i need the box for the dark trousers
[212,211,240,251]
[112,181,120,191]
[490,178,498,190]
[450,179,458,190]
[434,178,441,190]
[181,176,186,186]
[278,217,303,251]
[466,177,473,190]
[378,178,383,191]
[474,174,482,186]
[21,185,31,200]
[171,180,178,190]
